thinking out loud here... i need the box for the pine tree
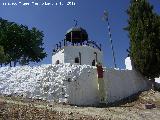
[125,0,160,83]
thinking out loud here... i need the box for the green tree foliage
[125,0,160,79]
[0,18,47,66]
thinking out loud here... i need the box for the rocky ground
[1,90,160,120]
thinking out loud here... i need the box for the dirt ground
[1,90,160,120]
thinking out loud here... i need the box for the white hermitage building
[0,26,150,106]
[52,27,103,66]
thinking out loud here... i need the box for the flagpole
[103,10,117,68]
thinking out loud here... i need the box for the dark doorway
[92,60,96,66]
[56,60,60,64]
[75,57,79,63]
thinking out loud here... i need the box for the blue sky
[0,0,160,68]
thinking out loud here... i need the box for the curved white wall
[52,46,103,66]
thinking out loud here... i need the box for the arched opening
[75,57,79,63]
[92,60,96,66]
[94,52,98,62]
[56,60,60,64]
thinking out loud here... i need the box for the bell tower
[52,25,103,66]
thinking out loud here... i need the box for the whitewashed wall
[65,67,99,105]
[0,64,99,106]
[52,49,64,64]
[0,63,150,105]
[64,46,102,65]
[125,57,132,70]
[103,69,150,103]
[155,78,160,83]
[52,46,103,66]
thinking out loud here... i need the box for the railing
[52,39,102,54]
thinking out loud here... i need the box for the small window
[56,60,60,64]
[75,57,79,63]
[92,60,96,66]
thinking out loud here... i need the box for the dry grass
[0,96,101,120]
[1,90,160,120]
